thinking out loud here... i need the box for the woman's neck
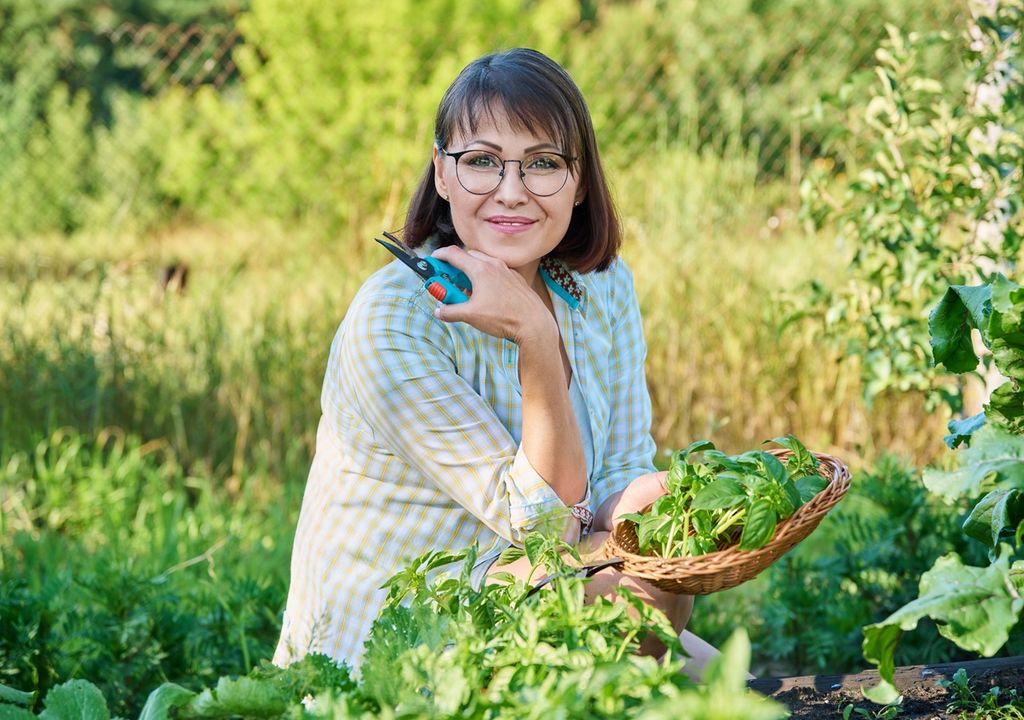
[515,259,543,293]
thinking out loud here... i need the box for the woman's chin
[463,243,537,272]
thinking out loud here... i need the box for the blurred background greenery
[1,0,992,715]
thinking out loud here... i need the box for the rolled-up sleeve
[590,262,658,510]
[330,292,568,545]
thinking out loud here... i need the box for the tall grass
[0,147,946,478]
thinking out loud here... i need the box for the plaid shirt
[274,255,656,668]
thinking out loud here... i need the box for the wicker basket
[602,449,850,595]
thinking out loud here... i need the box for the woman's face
[433,110,584,282]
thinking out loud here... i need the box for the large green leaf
[991,275,1024,374]
[37,681,109,720]
[0,686,34,707]
[0,708,36,720]
[928,283,992,373]
[987,382,1024,434]
[691,477,746,510]
[137,685,196,720]
[862,550,1024,704]
[738,500,777,551]
[963,489,1024,549]
[182,676,290,719]
[923,424,1024,501]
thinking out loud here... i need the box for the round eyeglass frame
[438,146,578,197]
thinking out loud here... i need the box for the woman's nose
[493,161,529,205]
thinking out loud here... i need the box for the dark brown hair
[403,48,620,273]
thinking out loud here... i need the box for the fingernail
[433,308,442,319]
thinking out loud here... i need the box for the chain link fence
[0,1,964,238]
[109,23,241,93]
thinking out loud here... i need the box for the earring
[574,201,580,206]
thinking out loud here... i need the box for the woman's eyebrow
[466,139,503,151]
[524,142,559,153]
[464,140,561,153]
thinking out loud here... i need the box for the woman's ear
[433,146,450,201]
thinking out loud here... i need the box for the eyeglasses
[439,146,576,197]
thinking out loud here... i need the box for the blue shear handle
[426,277,471,304]
[424,256,472,305]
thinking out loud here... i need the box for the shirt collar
[540,257,587,313]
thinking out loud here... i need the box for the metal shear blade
[375,231,432,281]
[525,557,625,598]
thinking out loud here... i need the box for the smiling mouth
[485,218,536,232]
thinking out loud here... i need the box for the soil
[748,656,1024,719]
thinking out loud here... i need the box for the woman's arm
[517,328,587,507]
[338,259,586,545]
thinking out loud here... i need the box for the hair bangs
[440,63,580,160]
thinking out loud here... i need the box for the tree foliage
[0,0,961,238]
[797,0,1023,407]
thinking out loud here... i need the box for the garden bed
[749,656,1024,719]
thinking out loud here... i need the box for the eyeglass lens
[454,151,569,196]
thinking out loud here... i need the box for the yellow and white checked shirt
[274,254,657,668]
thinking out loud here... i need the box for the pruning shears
[375,231,472,304]
[525,557,625,598]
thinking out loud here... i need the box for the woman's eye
[465,153,499,168]
[526,154,563,171]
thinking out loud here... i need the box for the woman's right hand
[429,245,556,346]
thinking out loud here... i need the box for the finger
[430,245,480,274]
[433,300,471,325]
[638,470,669,495]
[465,249,505,266]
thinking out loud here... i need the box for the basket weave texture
[602,449,850,595]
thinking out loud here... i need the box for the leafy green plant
[842,700,903,719]
[927,277,1024,448]
[0,544,785,720]
[623,435,828,557]
[941,667,1024,719]
[863,275,1024,704]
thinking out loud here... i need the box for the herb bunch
[622,436,829,558]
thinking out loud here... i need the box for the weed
[941,668,1024,719]
[841,700,903,719]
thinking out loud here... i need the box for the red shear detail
[427,282,447,301]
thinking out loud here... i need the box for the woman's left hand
[593,471,669,533]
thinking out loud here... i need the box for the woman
[275,47,712,672]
